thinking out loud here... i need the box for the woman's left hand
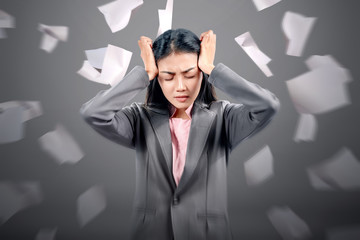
[198,30,216,75]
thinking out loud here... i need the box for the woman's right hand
[138,36,158,80]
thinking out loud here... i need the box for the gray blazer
[80,63,280,240]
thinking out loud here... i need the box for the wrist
[202,64,215,75]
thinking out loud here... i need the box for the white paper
[78,44,132,87]
[252,0,282,11]
[98,0,143,33]
[244,145,274,186]
[77,185,106,227]
[294,114,317,142]
[267,206,312,240]
[100,44,132,86]
[35,228,57,240]
[157,0,173,37]
[307,168,335,191]
[0,181,43,224]
[38,124,84,164]
[77,60,102,83]
[282,11,317,56]
[305,55,352,83]
[85,47,107,69]
[235,32,273,77]
[307,148,360,190]
[326,224,360,240]
[38,23,69,53]
[286,64,351,114]
[0,105,24,144]
[0,9,15,28]
[0,100,42,122]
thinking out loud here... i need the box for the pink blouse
[169,103,194,186]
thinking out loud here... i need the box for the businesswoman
[80,28,280,240]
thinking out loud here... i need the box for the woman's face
[157,52,203,111]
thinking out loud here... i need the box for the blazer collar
[147,101,215,193]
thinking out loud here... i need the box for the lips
[175,96,189,102]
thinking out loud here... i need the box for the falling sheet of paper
[0,10,15,28]
[78,44,132,87]
[305,55,351,82]
[307,168,335,191]
[244,145,274,186]
[0,100,43,122]
[77,185,106,227]
[0,9,15,39]
[0,105,23,144]
[98,0,143,33]
[85,47,107,69]
[294,114,317,142]
[38,124,84,164]
[35,228,57,240]
[307,148,360,190]
[286,56,351,114]
[38,23,69,53]
[282,11,317,56]
[252,0,282,11]
[326,224,360,240]
[267,206,312,240]
[157,0,173,37]
[0,181,43,224]
[235,31,273,77]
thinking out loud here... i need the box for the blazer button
[173,196,179,205]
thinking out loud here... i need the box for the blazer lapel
[147,106,177,189]
[176,102,216,194]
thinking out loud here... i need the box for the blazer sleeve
[207,63,280,151]
[79,66,150,149]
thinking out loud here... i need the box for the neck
[173,109,190,120]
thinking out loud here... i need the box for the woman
[80,28,280,240]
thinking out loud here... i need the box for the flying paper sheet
[0,9,15,39]
[252,0,282,11]
[78,44,132,87]
[307,168,335,191]
[0,181,43,224]
[85,47,107,70]
[244,145,274,186]
[235,31,273,77]
[38,124,84,164]
[38,23,69,53]
[282,11,317,56]
[267,206,312,240]
[157,0,173,37]
[326,224,360,240]
[294,114,317,142]
[0,100,43,122]
[35,228,57,240]
[286,55,352,114]
[0,101,42,144]
[307,148,360,190]
[77,185,106,227]
[98,0,143,33]
[0,105,23,144]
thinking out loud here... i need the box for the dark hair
[145,28,217,108]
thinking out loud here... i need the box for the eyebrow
[160,67,196,75]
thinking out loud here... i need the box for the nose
[176,77,186,92]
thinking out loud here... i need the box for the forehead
[157,52,198,72]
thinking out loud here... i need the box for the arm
[80,36,158,149]
[80,66,150,149]
[198,30,280,151]
[208,63,280,151]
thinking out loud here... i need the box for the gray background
[1,0,360,239]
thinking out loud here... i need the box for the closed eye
[185,75,195,79]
